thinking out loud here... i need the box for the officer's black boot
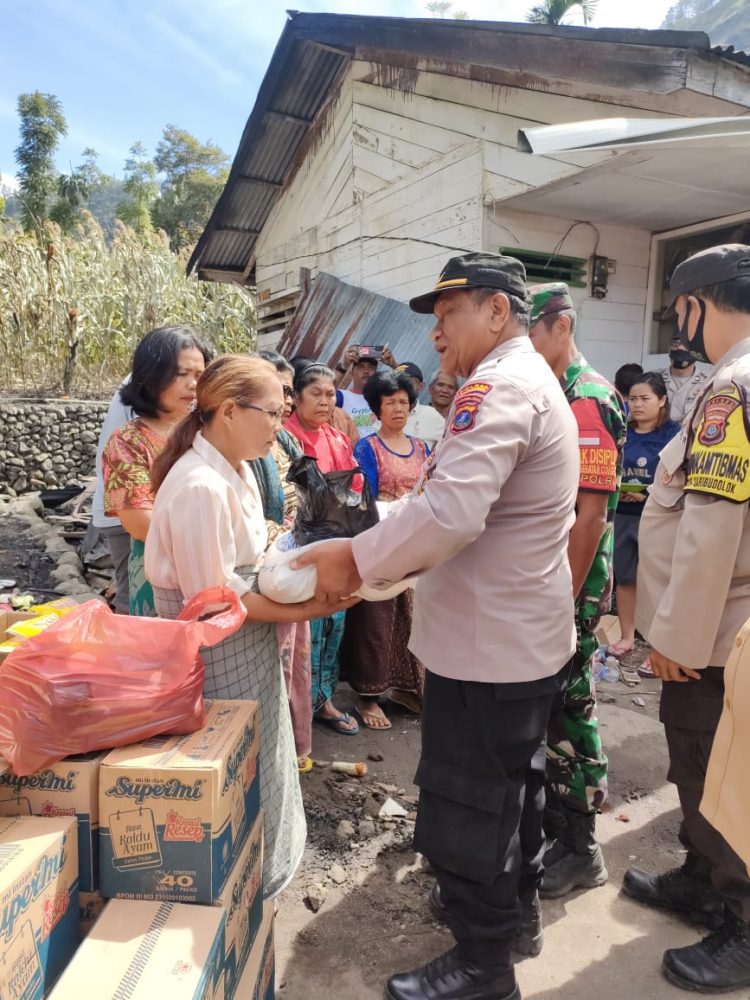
[662,910,750,993]
[386,946,521,1000]
[622,853,726,930]
[539,809,607,899]
[512,892,543,958]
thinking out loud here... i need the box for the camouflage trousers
[545,623,608,815]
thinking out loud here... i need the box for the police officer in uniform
[297,252,579,1000]
[624,244,750,993]
[527,283,625,902]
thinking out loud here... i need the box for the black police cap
[409,252,528,314]
[670,244,750,296]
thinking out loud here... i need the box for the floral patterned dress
[340,434,428,699]
[102,418,167,616]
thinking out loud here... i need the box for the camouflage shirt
[562,354,626,627]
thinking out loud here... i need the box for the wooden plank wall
[485,207,651,378]
[255,60,656,373]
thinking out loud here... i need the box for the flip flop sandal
[315,711,360,735]
[297,756,313,774]
[355,705,393,731]
[638,658,656,679]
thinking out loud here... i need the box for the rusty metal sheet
[276,271,440,382]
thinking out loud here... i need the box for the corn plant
[0,212,256,395]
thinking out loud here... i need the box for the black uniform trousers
[660,666,750,922]
[413,664,569,966]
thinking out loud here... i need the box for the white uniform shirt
[338,388,377,438]
[660,367,709,425]
[91,382,133,528]
[405,403,446,450]
[352,337,579,684]
[145,432,267,599]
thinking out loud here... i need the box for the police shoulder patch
[685,381,750,503]
[449,380,493,435]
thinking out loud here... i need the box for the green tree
[117,141,158,233]
[14,92,67,235]
[49,169,89,233]
[150,126,229,250]
[526,0,598,24]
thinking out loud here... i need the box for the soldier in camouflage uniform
[528,283,626,899]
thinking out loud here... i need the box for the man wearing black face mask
[624,244,750,994]
[660,334,707,424]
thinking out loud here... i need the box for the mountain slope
[662,0,750,50]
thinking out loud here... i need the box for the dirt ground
[2,502,744,1000]
[273,674,748,1000]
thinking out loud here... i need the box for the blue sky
[2,0,676,185]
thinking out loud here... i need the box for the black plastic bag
[287,456,379,545]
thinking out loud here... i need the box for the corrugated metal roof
[189,12,750,286]
[276,271,439,382]
[713,44,750,68]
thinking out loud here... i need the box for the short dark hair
[258,349,294,376]
[469,287,531,331]
[692,277,750,316]
[291,356,334,393]
[539,308,577,336]
[628,371,670,428]
[614,362,644,397]
[362,371,417,418]
[120,325,212,418]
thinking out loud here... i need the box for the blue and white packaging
[99,700,259,904]
[212,812,263,1000]
[232,900,274,1000]
[49,899,225,1000]
[0,751,106,892]
[0,815,79,1000]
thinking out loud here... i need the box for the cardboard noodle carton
[99,700,260,904]
[49,899,226,1000]
[0,751,107,892]
[0,815,79,1000]
[212,813,263,1000]
[0,610,36,663]
[232,900,274,1000]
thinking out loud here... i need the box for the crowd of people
[89,243,750,1000]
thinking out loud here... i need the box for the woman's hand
[620,491,646,503]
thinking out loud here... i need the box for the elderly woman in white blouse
[145,354,356,898]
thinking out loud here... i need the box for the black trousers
[413,666,567,965]
[661,668,750,922]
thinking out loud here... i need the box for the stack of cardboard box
[0,700,275,1000]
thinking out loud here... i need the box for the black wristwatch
[335,364,347,374]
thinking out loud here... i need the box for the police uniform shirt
[351,336,580,684]
[660,367,709,425]
[637,336,750,669]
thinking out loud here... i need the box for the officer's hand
[294,539,362,602]
[649,649,702,683]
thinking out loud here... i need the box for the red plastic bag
[0,587,246,775]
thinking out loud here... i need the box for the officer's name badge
[450,381,493,434]
[686,381,750,503]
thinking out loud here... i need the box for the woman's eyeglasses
[240,402,284,423]
[282,385,294,398]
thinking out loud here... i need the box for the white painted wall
[254,60,689,377]
[484,207,652,380]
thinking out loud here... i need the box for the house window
[648,217,750,355]
[499,248,587,288]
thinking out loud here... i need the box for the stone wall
[0,399,109,495]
